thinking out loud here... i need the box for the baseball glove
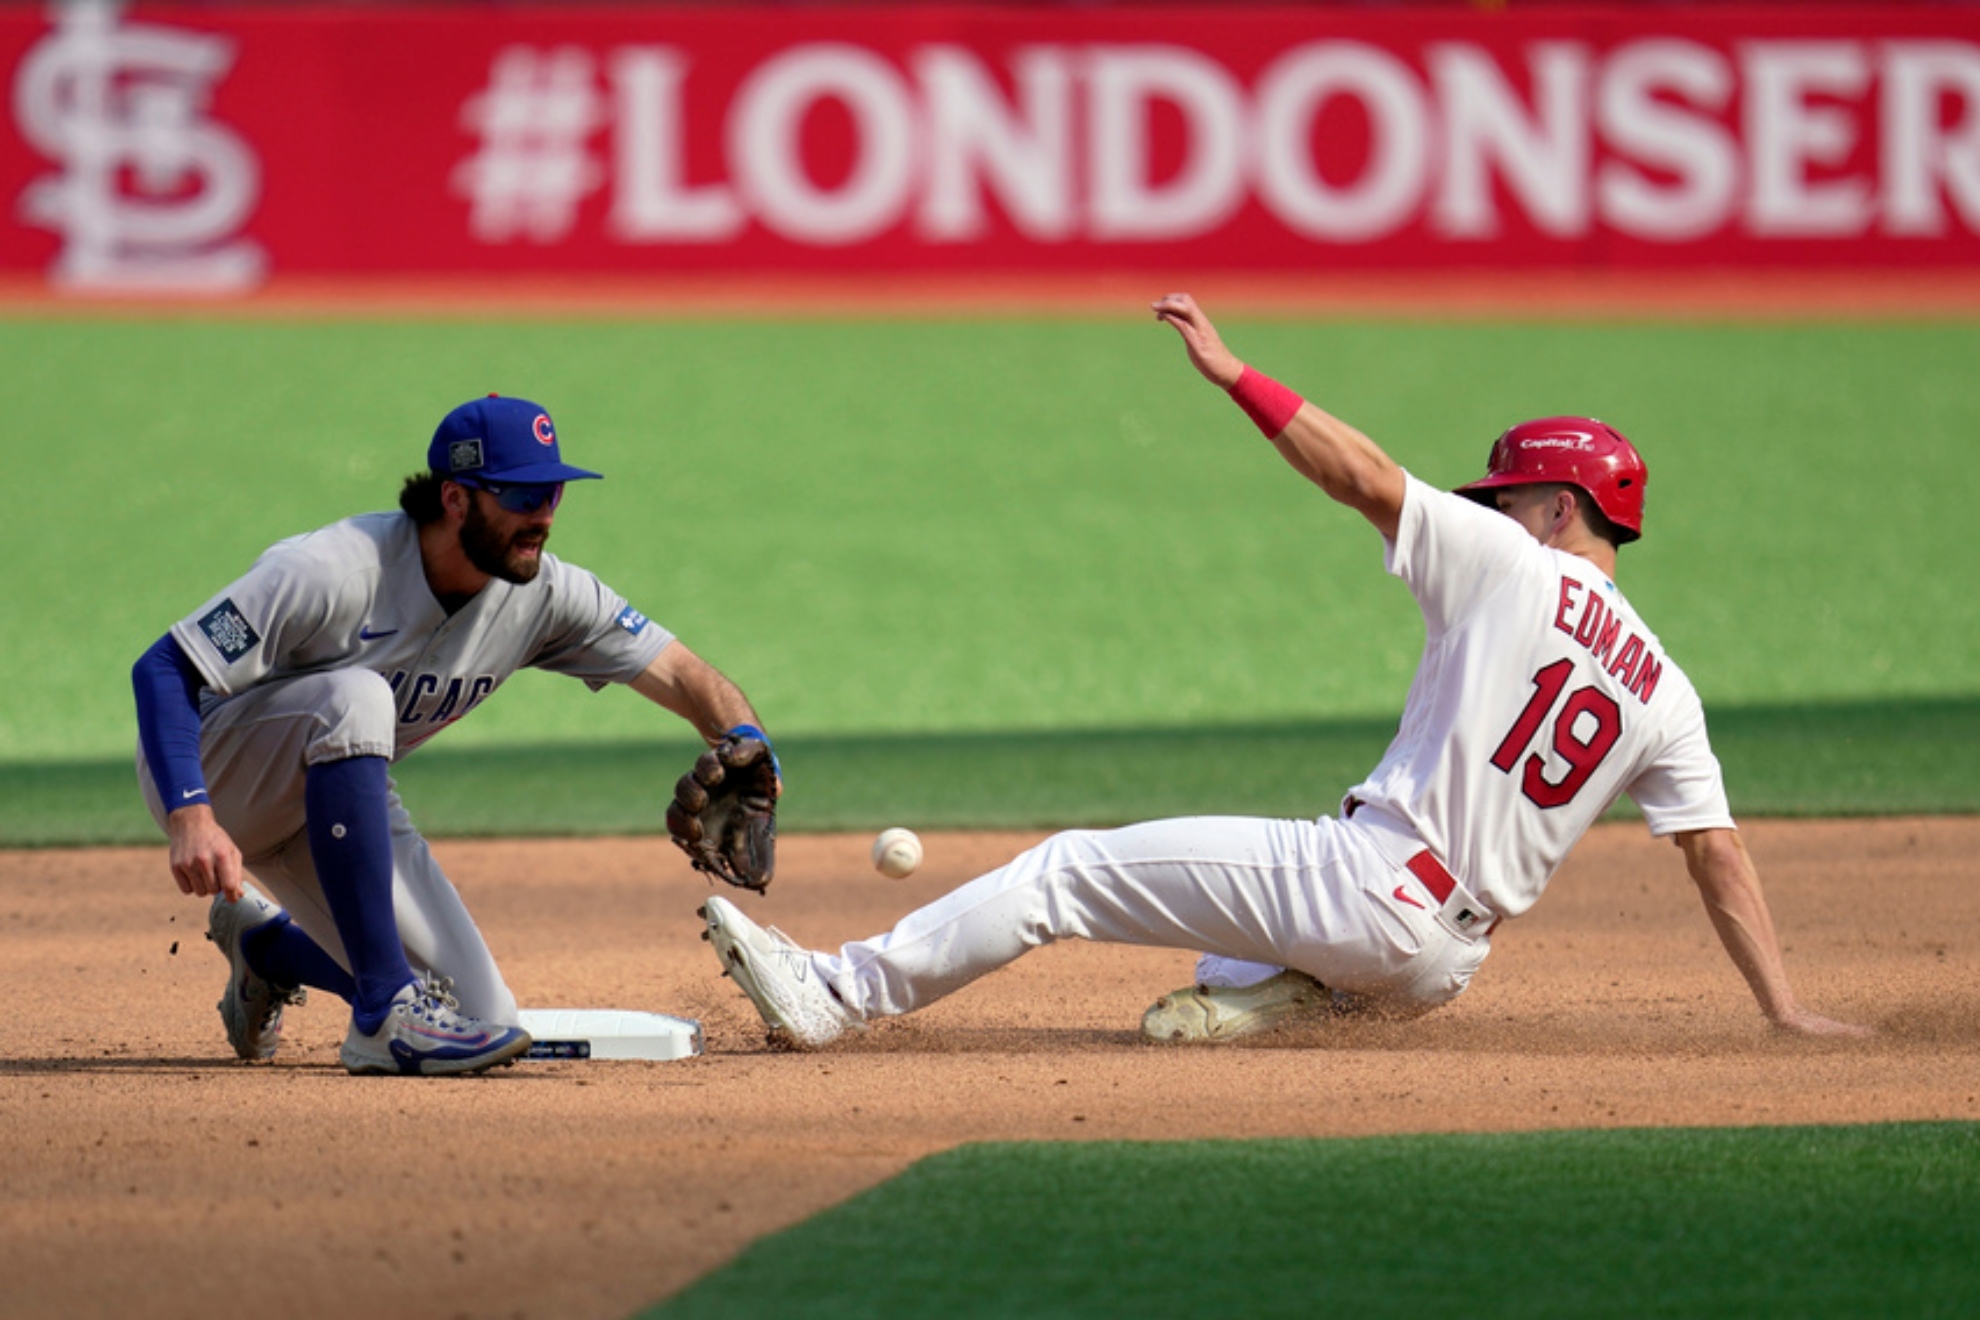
[666,729,779,892]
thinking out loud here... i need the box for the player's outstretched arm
[1677,828,1871,1038]
[1153,292,1405,538]
[631,640,767,748]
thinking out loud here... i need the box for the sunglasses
[459,479,564,514]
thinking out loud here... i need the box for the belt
[1347,796,1497,935]
[1404,849,1459,905]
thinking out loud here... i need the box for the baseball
[872,827,923,879]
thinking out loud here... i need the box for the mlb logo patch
[448,438,485,472]
[616,606,648,636]
[198,599,261,663]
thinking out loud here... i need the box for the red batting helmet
[1455,416,1647,543]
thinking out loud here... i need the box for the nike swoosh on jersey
[358,626,399,641]
[1392,884,1426,910]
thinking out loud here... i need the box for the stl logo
[532,413,556,445]
[13,0,265,292]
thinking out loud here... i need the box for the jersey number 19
[1490,658,1622,808]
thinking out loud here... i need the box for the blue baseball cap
[428,395,603,484]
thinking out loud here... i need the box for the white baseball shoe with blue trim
[340,972,531,1077]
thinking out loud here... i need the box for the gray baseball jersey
[141,510,674,1025]
[170,511,672,755]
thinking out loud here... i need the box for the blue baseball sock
[304,756,413,1033]
[240,915,357,1003]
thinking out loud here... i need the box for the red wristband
[1228,365,1304,439]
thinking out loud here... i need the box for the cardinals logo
[14,1,265,291]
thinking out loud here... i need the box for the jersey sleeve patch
[616,605,649,636]
[196,599,261,663]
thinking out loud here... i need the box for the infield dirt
[4,817,1977,1320]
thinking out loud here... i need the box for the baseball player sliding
[702,293,1869,1049]
[133,396,776,1076]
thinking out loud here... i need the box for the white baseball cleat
[207,887,307,1062]
[340,971,532,1077]
[1141,970,1331,1044]
[701,895,857,1051]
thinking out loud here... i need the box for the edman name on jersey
[1553,576,1662,704]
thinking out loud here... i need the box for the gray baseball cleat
[207,887,306,1062]
[340,972,532,1077]
[701,895,857,1050]
[1141,970,1331,1043]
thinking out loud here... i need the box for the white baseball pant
[813,812,1493,1021]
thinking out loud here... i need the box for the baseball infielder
[134,395,773,1075]
[700,293,1868,1049]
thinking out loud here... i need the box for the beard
[459,495,547,584]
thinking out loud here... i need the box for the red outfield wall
[7,3,1980,294]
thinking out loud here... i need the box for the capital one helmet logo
[13,0,264,291]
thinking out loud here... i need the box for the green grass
[647,1124,1980,1320]
[10,316,1980,761]
[5,315,1976,844]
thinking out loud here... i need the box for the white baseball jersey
[1345,474,1733,918]
[169,511,673,755]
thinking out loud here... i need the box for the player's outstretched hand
[1771,1006,1874,1039]
[1153,293,1243,390]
